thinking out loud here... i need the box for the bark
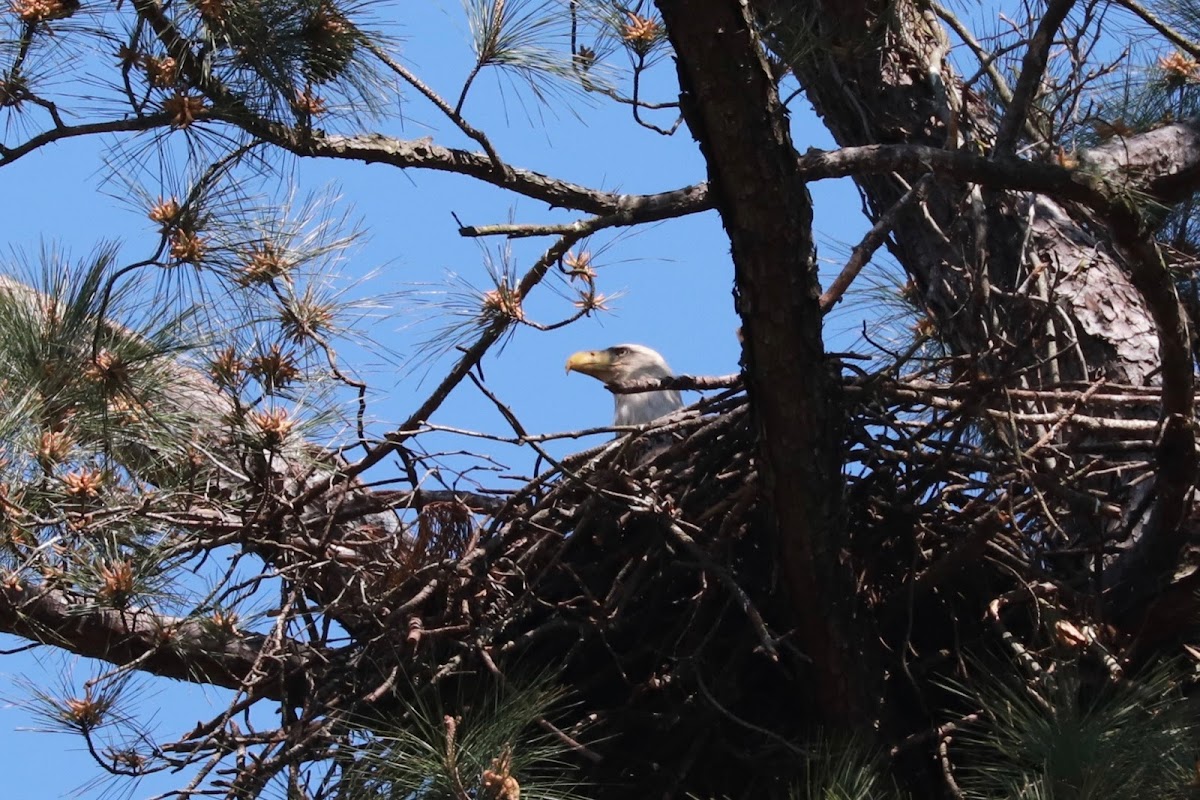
[758,0,1196,614]
[762,0,1161,382]
[0,583,319,702]
[656,0,877,726]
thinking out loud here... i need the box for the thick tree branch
[127,0,715,224]
[280,131,713,219]
[14,120,1200,242]
[1102,216,1196,614]
[0,583,320,702]
[274,122,1200,223]
[795,123,1200,207]
[1078,119,1200,204]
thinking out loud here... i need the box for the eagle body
[566,344,684,425]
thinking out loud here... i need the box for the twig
[664,521,780,661]
[938,735,966,800]
[820,174,934,311]
[993,0,1077,155]
[1112,0,1200,60]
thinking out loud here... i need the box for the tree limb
[993,0,1076,154]
[0,583,321,702]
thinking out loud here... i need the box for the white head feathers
[566,344,684,426]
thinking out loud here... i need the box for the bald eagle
[566,344,684,426]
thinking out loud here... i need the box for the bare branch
[820,175,935,312]
[284,131,712,219]
[994,0,1077,154]
[607,373,742,393]
[0,584,322,702]
[0,115,174,167]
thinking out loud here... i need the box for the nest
[287,364,1180,798]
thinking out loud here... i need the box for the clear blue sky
[0,1,877,796]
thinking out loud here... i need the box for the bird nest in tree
[2,292,1188,797]
[258,359,1181,798]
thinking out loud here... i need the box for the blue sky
[0,1,879,796]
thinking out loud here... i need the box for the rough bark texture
[755,0,1162,382]
[0,584,318,701]
[757,0,1195,611]
[656,0,876,726]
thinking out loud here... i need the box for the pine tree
[3,0,1200,797]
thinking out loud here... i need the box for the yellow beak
[565,349,613,379]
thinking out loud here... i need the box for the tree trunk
[657,0,880,727]
[757,0,1194,614]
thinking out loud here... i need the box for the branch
[0,114,174,167]
[1077,120,1200,204]
[15,122,1200,245]
[127,0,713,224]
[283,131,712,219]
[658,0,876,725]
[0,583,320,702]
[1101,209,1196,615]
[820,175,934,311]
[1113,0,1200,61]
[933,2,1014,105]
[993,0,1076,154]
[607,373,742,394]
[794,123,1200,208]
[795,143,1097,202]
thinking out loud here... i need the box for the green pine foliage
[794,736,903,800]
[948,659,1199,800]
[335,674,588,800]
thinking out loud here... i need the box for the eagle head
[566,344,684,426]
